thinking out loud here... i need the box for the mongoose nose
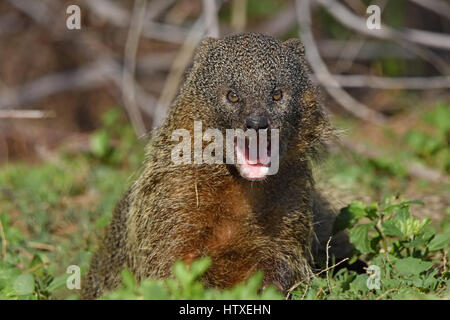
[245,116,269,130]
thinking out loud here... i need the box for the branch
[0,59,157,121]
[122,0,148,137]
[409,0,450,21]
[82,0,187,44]
[81,0,177,25]
[0,110,55,119]
[231,0,247,32]
[316,0,450,50]
[286,257,350,298]
[152,0,227,127]
[253,1,296,37]
[318,40,416,60]
[0,12,24,36]
[142,22,190,44]
[0,216,6,261]
[315,0,450,74]
[9,0,161,133]
[7,0,51,25]
[152,17,206,127]
[0,60,114,109]
[295,0,386,124]
[2,55,445,124]
[333,0,388,73]
[80,0,128,26]
[316,75,450,90]
[203,0,220,38]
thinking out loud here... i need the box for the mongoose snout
[245,115,270,131]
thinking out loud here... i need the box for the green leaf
[400,200,424,207]
[394,257,432,276]
[13,274,35,296]
[141,281,171,300]
[422,225,437,242]
[423,102,450,131]
[383,200,423,214]
[423,269,439,290]
[120,269,136,289]
[349,274,369,294]
[382,220,404,238]
[47,275,68,292]
[403,238,426,248]
[395,206,411,221]
[349,223,375,254]
[101,109,120,127]
[428,234,450,251]
[90,130,110,158]
[333,201,368,234]
[190,257,212,279]
[445,207,450,216]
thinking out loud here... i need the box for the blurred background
[0,0,449,298]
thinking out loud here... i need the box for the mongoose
[82,33,352,299]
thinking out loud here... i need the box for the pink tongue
[236,143,271,180]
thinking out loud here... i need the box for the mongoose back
[82,33,352,299]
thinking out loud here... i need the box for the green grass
[290,198,449,300]
[0,109,144,299]
[0,106,448,300]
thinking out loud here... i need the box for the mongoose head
[182,33,329,181]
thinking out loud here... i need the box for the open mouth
[235,135,271,181]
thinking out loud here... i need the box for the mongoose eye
[273,89,283,101]
[226,91,239,103]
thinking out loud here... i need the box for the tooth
[260,166,269,175]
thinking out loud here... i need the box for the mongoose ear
[282,38,305,57]
[193,37,220,64]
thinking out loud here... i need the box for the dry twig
[325,237,332,294]
[315,0,450,74]
[7,0,51,25]
[231,0,247,32]
[376,288,399,300]
[0,110,55,119]
[286,257,349,298]
[409,0,450,21]
[333,0,387,73]
[24,261,50,274]
[316,0,450,50]
[122,0,148,137]
[27,241,55,252]
[2,1,159,133]
[152,19,206,127]
[254,2,296,37]
[295,0,386,124]
[203,0,220,38]
[443,250,448,274]
[83,0,187,44]
[318,40,416,60]
[0,217,6,261]
[314,75,450,90]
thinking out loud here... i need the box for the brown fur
[81,33,352,299]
